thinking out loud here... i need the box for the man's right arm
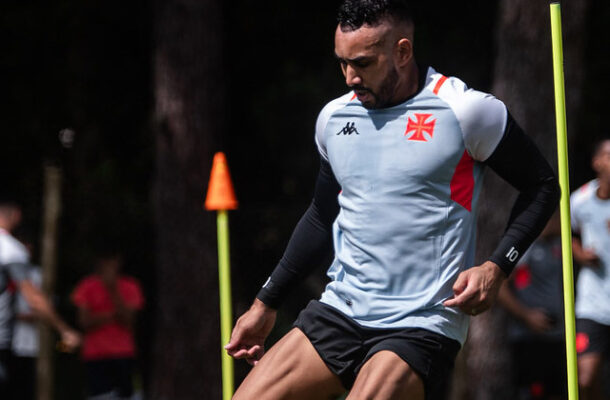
[497,276,553,333]
[570,199,601,266]
[572,234,600,266]
[226,158,340,363]
[17,278,81,351]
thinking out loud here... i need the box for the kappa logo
[336,122,359,135]
[405,113,436,142]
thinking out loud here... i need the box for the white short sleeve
[315,93,353,161]
[435,76,508,162]
[0,233,29,265]
[315,107,330,161]
[0,232,30,283]
[570,192,581,233]
[570,180,598,234]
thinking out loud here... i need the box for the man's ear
[396,38,413,67]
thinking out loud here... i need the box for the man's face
[593,140,610,181]
[335,22,400,109]
[0,205,22,231]
[9,207,21,229]
[97,255,122,280]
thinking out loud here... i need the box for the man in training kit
[571,138,610,400]
[0,197,81,393]
[226,1,560,399]
[497,212,566,399]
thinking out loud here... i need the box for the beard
[353,66,400,110]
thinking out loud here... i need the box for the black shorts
[576,318,610,355]
[85,358,134,398]
[293,300,461,400]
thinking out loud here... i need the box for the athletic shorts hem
[293,300,460,400]
[576,318,610,355]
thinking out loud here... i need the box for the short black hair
[337,0,414,31]
[0,192,23,208]
[592,136,610,158]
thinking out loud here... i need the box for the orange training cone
[205,152,238,211]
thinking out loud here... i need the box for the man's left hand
[443,261,506,316]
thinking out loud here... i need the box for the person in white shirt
[0,198,80,394]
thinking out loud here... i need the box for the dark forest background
[1,0,608,399]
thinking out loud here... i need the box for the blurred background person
[9,236,42,400]
[497,211,566,400]
[0,196,81,394]
[570,138,610,400]
[72,248,145,400]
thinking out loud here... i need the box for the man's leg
[0,349,10,397]
[233,328,345,400]
[578,352,603,400]
[346,351,424,400]
[576,319,609,400]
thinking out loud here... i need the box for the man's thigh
[0,349,10,393]
[576,319,610,386]
[233,328,345,400]
[347,350,424,400]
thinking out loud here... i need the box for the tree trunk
[457,1,588,399]
[37,164,62,400]
[149,0,225,398]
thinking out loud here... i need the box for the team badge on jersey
[405,113,436,142]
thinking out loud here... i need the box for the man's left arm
[444,115,560,315]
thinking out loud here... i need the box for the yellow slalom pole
[205,152,239,400]
[550,3,579,399]
[217,209,234,400]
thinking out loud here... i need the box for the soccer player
[0,197,81,393]
[72,250,145,399]
[226,1,560,399]
[571,138,610,400]
[497,212,566,399]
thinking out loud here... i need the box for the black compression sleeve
[485,114,560,275]
[256,158,340,308]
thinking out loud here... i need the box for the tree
[149,0,225,398]
[453,1,589,399]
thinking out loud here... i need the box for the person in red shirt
[72,250,144,399]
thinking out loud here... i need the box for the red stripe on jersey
[350,92,357,101]
[433,75,448,95]
[450,150,475,211]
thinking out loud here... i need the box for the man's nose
[345,65,362,87]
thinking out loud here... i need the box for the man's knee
[347,351,424,400]
[347,370,413,400]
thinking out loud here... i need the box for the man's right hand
[58,328,82,353]
[575,248,601,267]
[572,238,601,267]
[225,298,277,366]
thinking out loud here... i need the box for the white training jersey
[0,228,29,349]
[571,179,610,325]
[12,266,42,357]
[316,66,507,344]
